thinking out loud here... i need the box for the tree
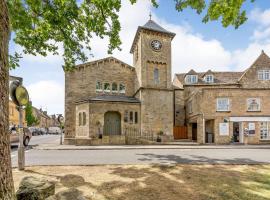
[25,103,38,126]
[0,0,255,199]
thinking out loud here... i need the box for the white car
[48,127,61,134]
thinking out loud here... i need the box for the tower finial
[149,12,152,20]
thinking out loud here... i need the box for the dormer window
[204,75,214,83]
[258,70,270,80]
[185,75,198,84]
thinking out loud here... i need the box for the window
[154,68,159,84]
[134,112,138,124]
[204,75,214,83]
[247,98,260,111]
[188,101,192,114]
[119,83,126,94]
[217,98,230,111]
[96,81,102,92]
[260,122,269,140]
[124,111,128,123]
[79,113,82,126]
[258,70,270,80]
[104,83,110,93]
[82,112,86,126]
[129,111,133,123]
[185,75,198,84]
[112,82,118,93]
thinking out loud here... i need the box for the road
[11,135,270,166]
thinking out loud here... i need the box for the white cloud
[27,80,64,115]
[250,8,270,27]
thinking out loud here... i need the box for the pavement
[10,135,270,166]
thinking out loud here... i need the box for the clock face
[150,40,162,51]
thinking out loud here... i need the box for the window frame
[112,82,118,93]
[154,68,159,84]
[204,75,214,83]
[119,83,126,94]
[185,75,198,84]
[247,98,261,112]
[258,70,270,80]
[104,83,111,93]
[216,98,230,112]
[129,111,133,123]
[134,112,138,124]
[96,81,103,92]
[260,122,269,140]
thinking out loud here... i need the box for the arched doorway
[104,111,121,135]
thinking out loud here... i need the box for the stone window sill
[216,110,231,113]
[246,110,261,112]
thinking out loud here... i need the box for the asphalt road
[11,135,270,166]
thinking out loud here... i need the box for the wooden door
[192,123,197,141]
[104,111,121,135]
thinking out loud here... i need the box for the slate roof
[76,95,140,104]
[175,71,243,85]
[130,20,175,53]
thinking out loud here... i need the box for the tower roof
[130,19,175,53]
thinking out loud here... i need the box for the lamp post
[10,80,29,170]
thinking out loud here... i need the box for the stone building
[173,51,270,144]
[65,19,270,145]
[9,100,27,128]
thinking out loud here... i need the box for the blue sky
[9,0,270,115]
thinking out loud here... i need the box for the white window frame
[216,98,230,112]
[258,70,270,80]
[247,98,261,112]
[119,83,126,94]
[260,122,269,140]
[104,83,110,93]
[185,75,198,84]
[204,75,214,83]
[96,81,103,92]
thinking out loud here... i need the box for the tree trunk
[0,0,15,199]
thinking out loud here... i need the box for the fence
[124,127,156,142]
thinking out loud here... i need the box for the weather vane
[149,12,152,20]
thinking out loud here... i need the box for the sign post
[10,81,29,170]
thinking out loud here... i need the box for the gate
[173,126,188,139]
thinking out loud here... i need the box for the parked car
[48,127,61,135]
[10,127,32,146]
[29,127,39,136]
[40,128,48,135]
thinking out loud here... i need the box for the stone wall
[140,88,174,138]
[174,89,185,126]
[65,57,136,139]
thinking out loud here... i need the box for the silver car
[10,127,32,146]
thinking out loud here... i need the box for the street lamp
[10,79,29,170]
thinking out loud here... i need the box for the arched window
[119,83,126,94]
[79,113,82,126]
[154,68,159,84]
[104,83,110,93]
[83,112,86,125]
[112,82,118,93]
[96,81,102,92]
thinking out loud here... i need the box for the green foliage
[25,102,38,126]
[7,0,253,70]
[175,0,255,29]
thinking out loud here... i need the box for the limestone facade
[174,51,270,144]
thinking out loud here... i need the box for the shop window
[104,83,110,93]
[112,82,118,93]
[217,98,230,111]
[260,122,269,140]
[247,98,260,111]
[119,83,126,94]
[96,81,102,92]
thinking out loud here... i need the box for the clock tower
[130,19,175,137]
